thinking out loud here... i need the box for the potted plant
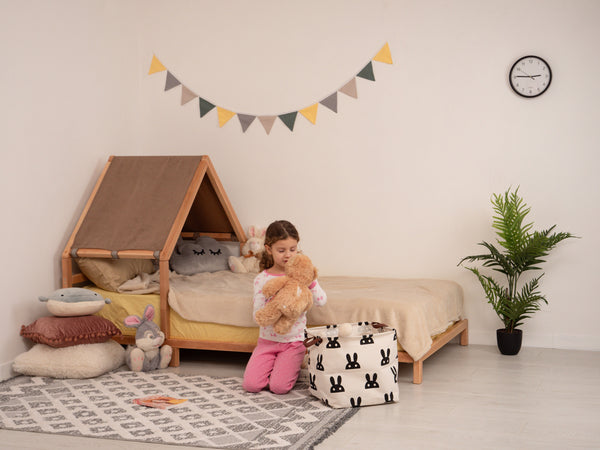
[458,187,577,355]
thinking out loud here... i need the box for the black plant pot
[496,328,522,355]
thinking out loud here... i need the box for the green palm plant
[458,187,576,333]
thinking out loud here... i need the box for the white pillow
[13,340,125,379]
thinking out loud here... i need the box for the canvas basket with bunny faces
[304,322,399,408]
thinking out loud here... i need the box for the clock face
[509,56,552,98]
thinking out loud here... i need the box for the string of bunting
[148,43,393,134]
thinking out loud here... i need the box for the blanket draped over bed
[119,271,463,361]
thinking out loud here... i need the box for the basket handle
[303,336,323,348]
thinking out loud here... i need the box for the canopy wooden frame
[61,155,247,364]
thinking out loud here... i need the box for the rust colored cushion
[20,315,121,348]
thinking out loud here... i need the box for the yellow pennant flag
[373,43,393,64]
[148,55,167,74]
[299,103,318,124]
[217,107,236,127]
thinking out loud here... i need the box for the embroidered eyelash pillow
[170,236,232,275]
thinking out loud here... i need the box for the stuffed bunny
[229,225,265,273]
[124,304,172,371]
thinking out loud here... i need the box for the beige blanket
[312,277,463,361]
[157,271,463,361]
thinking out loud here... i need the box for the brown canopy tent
[62,155,246,348]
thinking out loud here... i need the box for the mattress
[90,288,259,346]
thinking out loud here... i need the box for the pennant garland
[148,43,393,134]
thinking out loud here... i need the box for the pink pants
[242,338,306,395]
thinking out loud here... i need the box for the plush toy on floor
[254,254,318,335]
[124,304,172,371]
[229,225,266,273]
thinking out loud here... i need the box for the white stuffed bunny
[229,226,265,273]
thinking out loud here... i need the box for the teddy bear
[228,225,265,273]
[254,254,318,335]
[123,304,172,371]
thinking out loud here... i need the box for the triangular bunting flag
[299,104,318,124]
[259,116,276,135]
[373,42,393,64]
[357,61,375,81]
[320,92,338,113]
[339,78,358,98]
[181,86,197,105]
[165,71,181,91]
[279,112,298,132]
[199,98,216,117]
[148,55,167,75]
[217,107,236,127]
[238,114,256,133]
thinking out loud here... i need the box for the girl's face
[266,237,298,273]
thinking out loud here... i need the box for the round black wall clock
[509,55,552,98]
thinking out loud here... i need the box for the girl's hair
[259,220,300,271]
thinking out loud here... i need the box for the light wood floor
[1,343,599,449]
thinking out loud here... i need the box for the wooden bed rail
[397,319,469,384]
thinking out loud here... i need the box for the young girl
[242,220,327,395]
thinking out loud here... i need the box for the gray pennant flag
[164,71,181,91]
[238,114,256,133]
[320,92,338,113]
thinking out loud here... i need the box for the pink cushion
[20,315,121,348]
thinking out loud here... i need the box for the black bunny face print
[360,334,375,345]
[326,337,341,349]
[350,397,362,408]
[329,376,345,393]
[345,353,361,369]
[316,354,324,371]
[309,373,317,390]
[364,373,380,389]
[380,348,391,366]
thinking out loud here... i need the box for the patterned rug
[0,370,358,449]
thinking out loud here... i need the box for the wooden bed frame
[61,155,468,384]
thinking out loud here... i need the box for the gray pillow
[170,236,232,275]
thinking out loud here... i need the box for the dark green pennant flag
[199,98,216,117]
[357,61,375,81]
[279,112,298,132]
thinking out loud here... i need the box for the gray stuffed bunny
[124,304,172,371]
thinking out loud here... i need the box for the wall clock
[509,55,552,98]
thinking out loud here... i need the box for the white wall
[2,0,599,379]
[0,0,140,379]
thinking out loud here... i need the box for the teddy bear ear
[259,228,266,237]
[248,226,255,237]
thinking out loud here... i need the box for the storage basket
[304,322,399,408]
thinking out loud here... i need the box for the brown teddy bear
[254,254,318,335]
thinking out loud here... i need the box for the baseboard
[468,330,600,351]
[0,360,17,382]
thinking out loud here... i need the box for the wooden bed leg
[413,360,423,384]
[169,347,181,367]
[460,324,469,346]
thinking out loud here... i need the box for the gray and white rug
[0,370,358,449]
